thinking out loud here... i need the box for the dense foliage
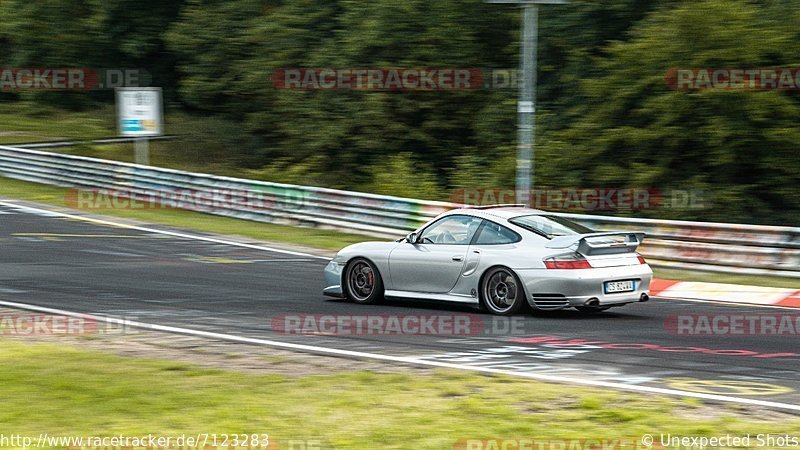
[1,0,798,224]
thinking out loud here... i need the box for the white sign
[116,87,163,137]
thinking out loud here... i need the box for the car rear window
[508,215,593,239]
[474,221,521,245]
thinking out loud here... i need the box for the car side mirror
[406,232,418,244]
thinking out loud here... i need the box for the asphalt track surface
[1,200,799,411]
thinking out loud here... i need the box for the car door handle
[452,255,464,261]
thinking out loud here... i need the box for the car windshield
[509,214,593,239]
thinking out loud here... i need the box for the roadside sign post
[116,87,163,166]
[485,0,568,205]
[134,138,150,166]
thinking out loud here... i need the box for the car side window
[418,215,482,245]
[474,221,521,245]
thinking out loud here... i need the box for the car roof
[445,206,545,221]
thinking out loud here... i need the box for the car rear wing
[544,232,645,255]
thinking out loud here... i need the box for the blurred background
[1,0,798,225]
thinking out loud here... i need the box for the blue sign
[121,119,144,132]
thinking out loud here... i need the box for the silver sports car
[323,206,652,315]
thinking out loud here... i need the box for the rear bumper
[516,264,653,310]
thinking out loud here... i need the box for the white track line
[0,200,330,260]
[0,299,799,412]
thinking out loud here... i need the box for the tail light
[637,254,647,265]
[544,253,592,269]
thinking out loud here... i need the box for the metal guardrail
[0,145,797,278]
[551,213,799,278]
[0,145,453,237]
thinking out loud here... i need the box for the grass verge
[0,103,114,144]
[0,102,270,175]
[1,338,798,449]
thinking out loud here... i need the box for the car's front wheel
[481,267,525,315]
[343,258,384,304]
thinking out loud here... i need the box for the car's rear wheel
[344,258,384,304]
[481,267,525,315]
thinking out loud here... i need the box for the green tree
[365,153,442,200]
[537,0,800,224]
[0,0,184,106]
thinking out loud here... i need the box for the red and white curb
[651,279,800,308]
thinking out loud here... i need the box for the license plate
[604,280,635,294]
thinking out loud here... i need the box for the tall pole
[134,137,150,165]
[517,5,538,206]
